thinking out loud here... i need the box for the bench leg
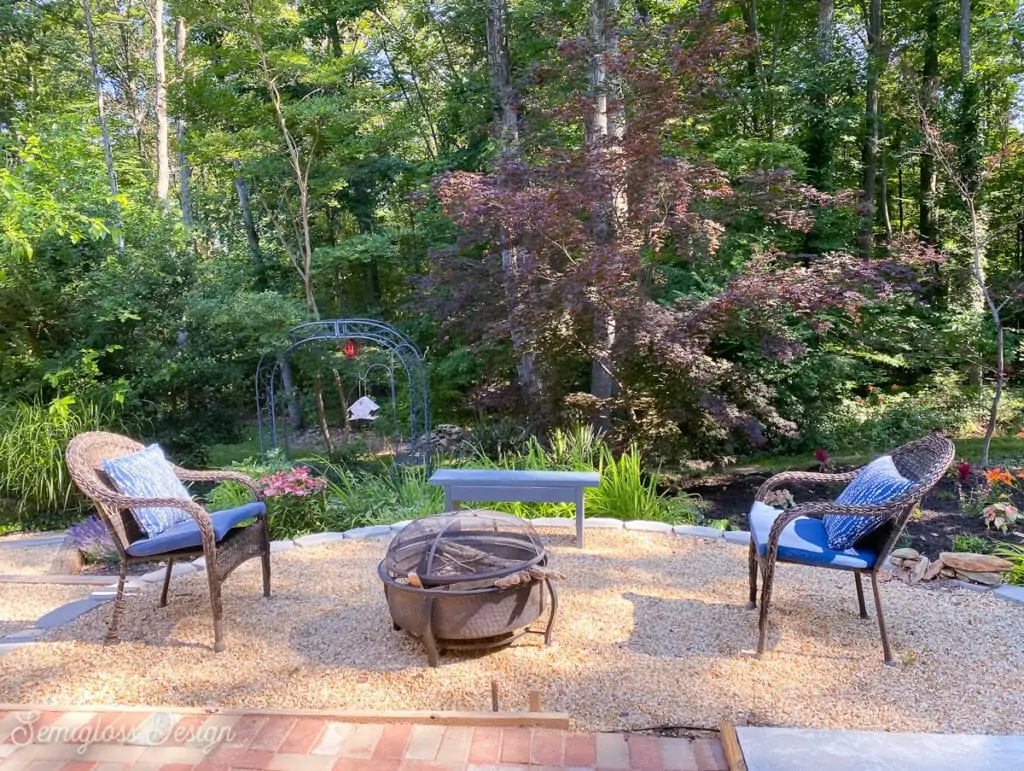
[575,488,585,548]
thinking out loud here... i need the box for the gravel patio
[2,529,1023,734]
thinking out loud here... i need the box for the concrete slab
[736,726,1024,771]
[0,535,66,550]
[530,517,574,529]
[35,599,102,629]
[994,584,1024,606]
[673,524,725,539]
[294,532,347,548]
[723,530,751,545]
[583,518,624,529]
[343,525,393,539]
[623,520,674,533]
[270,540,295,553]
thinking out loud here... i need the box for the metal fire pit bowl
[378,510,559,666]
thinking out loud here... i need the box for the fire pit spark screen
[378,510,562,666]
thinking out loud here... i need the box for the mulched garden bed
[672,467,1024,559]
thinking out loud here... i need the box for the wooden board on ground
[0,704,570,729]
[719,719,747,771]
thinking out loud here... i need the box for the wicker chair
[66,431,271,652]
[747,434,954,664]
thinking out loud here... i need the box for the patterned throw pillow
[101,444,194,537]
[822,455,914,550]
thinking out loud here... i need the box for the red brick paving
[0,708,728,770]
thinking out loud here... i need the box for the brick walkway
[0,708,728,770]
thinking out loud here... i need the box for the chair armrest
[171,467,264,502]
[756,469,859,501]
[96,491,215,540]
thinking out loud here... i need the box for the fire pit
[378,509,561,666]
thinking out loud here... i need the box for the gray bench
[427,469,601,547]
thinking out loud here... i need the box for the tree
[151,0,170,204]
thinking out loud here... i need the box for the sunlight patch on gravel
[1,530,1022,734]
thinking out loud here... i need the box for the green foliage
[322,464,444,530]
[0,396,125,523]
[993,543,1024,587]
[951,534,992,554]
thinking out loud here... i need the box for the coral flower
[985,468,1014,487]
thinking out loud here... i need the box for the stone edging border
[2,518,1022,654]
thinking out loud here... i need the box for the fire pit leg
[543,579,558,646]
[422,596,440,667]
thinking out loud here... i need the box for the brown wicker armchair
[747,434,954,664]
[66,431,271,652]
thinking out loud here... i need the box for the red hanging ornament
[342,339,361,359]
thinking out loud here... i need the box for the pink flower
[815,448,829,465]
[956,460,971,483]
[258,468,327,498]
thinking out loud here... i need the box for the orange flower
[985,468,1014,486]
[1017,428,1024,439]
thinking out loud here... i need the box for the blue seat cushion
[749,501,878,570]
[125,502,265,558]
[822,455,913,550]
[101,444,193,537]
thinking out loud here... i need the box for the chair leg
[756,561,775,655]
[159,558,174,608]
[854,572,868,619]
[105,561,127,645]
[870,572,894,666]
[746,540,758,609]
[205,556,225,653]
[260,521,271,598]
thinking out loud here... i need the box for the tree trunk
[232,162,262,268]
[485,0,539,397]
[83,0,124,251]
[859,0,882,260]
[880,114,893,243]
[174,17,192,228]
[587,0,623,415]
[313,374,334,456]
[332,368,352,443]
[279,354,303,431]
[151,0,169,204]
[806,0,835,187]
[919,1,939,243]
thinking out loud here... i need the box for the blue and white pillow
[101,444,193,537]
[822,455,913,550]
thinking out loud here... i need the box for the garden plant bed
[676,468,1024,557]
[2,529,1023,734]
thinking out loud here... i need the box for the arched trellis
[256,319,431,465]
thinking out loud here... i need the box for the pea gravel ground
[0,584,93,637]
[2,530,1022,734]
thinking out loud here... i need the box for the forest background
[2,0,1024,506]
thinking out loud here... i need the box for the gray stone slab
[35,598,102,629]
[673,524,725,539]
[723,530,752,545]
[994,584,1024,606]
[0,628,47,643]
[0,642,30,655]
[294,532,347,547]
[736,726,1024,771]
[343,525,392,539]
[390,520,413,531]
[530,517,574,529]
[0,535,66,549]
[623,520,674,533]
[270,540,295,553]
[583,518,624,529]
[89,587,119,601]
[140,562,197,583]
[949,579,993,593]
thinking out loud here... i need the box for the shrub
[67,514,117,564]
[323,464,444,529]
[0,396,125,524]
[951,534,992,554]
[257,467,329,539]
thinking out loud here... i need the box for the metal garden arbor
[256,319,431,464]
